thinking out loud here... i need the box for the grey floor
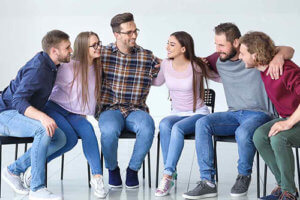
[0,123,292,200]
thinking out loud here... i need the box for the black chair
[60,137,91,187]
[100,130,152,188]
[0,136,33,197]
[262,147,300,196]
[155,89,215,188]
[213,135,261,198]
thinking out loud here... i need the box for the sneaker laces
[157,178,171,192]
[279,191,297,200]
[271,186,282,196]
[93,177,104,190]
[233,175,249,190]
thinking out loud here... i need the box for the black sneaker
[108,166,122,188]
[182,180,217,199]
[230,174,251,197]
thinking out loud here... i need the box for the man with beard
[182,23,294,199]
[0,30,72,200]
[96,13,159,189]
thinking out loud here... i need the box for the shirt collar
[110,43,140,54]
[42,51,58,71]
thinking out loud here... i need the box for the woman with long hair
[42,31,106,198]
[153,31,219,196]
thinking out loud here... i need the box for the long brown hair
[71,31,102,111]
[170,31,210,112]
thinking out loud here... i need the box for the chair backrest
[204,89,215,113]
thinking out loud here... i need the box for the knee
[270,134,287,151]
[99,119,122,139]
[253,127,267,150]
[235,130,253,146]
[137,115,155,134]
[195,116,212,136]
[159,118,173,135]
[171,123,184,137]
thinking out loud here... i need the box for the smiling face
[88,34,101,61]
[239,44,257,69]
[166,35,185,59]
[114,21,138,50]
[55,40,73,63]
[214,33,238,61]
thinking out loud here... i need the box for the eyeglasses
[118,28,140,37]
[89,41,102,50]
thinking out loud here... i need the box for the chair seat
[0,136,33,145]
[119,131,136,138]
[214,135,235,142]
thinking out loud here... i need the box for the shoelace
[194,181,207,191]
[234,175,249,190]
[157,178,170,191]
[279,191,296,200]
[94,178,104,190]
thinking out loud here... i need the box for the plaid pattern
[95,43,159,118]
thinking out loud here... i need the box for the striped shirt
[95,43,159,118]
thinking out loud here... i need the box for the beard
[57,53,71,63]
[219,47,237,62]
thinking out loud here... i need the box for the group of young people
[0,12,299,200]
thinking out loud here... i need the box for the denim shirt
[0,52,58,114]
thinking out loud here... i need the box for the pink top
[49,60,97,115]
[152,59,219,115]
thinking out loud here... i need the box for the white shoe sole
[125,184,139,189]
[182,193,217,199]
[29,195,62,200]
[155,191,170,197]
[108,184,123,188]
[230,191,247,197]
[2,170,29,195]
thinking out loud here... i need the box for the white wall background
[0,0,299,120]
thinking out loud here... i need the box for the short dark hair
[110,12,134,33]
[42,30,69,53]
[214,23,241,44]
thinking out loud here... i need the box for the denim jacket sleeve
[12,67,43,114]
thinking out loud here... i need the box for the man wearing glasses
[96,12,159,189]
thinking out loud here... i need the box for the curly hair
[239,31,277,65]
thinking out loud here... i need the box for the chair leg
[15,144,18,160]
[61,154,64,180]
[213,138,218,182]
[45,163,47,187]
[256,152,260,198]
[296,148,300,190]
[156,134,160,188]
[143,160,145,179]
[147,152,151,188]
[24,143,28,152]
[101,151,104,171]
[263,163,267,196]
[87,163,91,188]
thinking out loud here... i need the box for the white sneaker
[23,166,31,189]
[2,167,29,194]
[90,176,107,198]
[29,187,61,200]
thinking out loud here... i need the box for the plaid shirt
[95,43,159,118]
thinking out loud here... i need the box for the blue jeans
[195,110,272,182]
[159,114,205,176]
[0,110,66,191]
[44,101,102,175]
[98,109,155,171]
